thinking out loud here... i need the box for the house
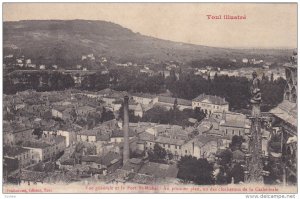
[181,135,221,160]
[44,128,76,147]
[100,90,128,107]
[76,105,96,117]
[242,58,248,63]
[157,96,192,110]
[140,68,154,76]
[3,146,32,168]
[22,135,66,163]
[110,129,136,143]
[192,94,229,115]
[77,129,98,143]
[81,155,103,169]
[51,106,65,119]
[132,93,158,105]
[217,111,250,138]
[100,151,122,173]
[120,157,179,182]
[154,136,186,157]
[15,170,49,185]
[158,70,171,78]
[129,103,144,117]
[3,123,34,145]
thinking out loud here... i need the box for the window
[150,143,152,145]
[239,130,241,135]
[185,150,187,154]
[225,129,228,135]
[163,144,165,147]
[168,144,170,148]
[232,130,234,135]
[179,146,181,149]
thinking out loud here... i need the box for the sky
[3,3,297,49]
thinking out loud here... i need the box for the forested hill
[4,20,293,67]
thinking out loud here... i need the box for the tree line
[4,68,286,112]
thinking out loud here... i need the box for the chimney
[123,96,130,165]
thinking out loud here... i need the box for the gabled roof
[111,129,135,138]
[270,100,297,128]
[139,132,155,142]
[122,159,143,172]
[81,155,102,164]
[193,94,228,105]
[155,136,185,146]
[101,152,121,166]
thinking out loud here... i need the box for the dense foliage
[4,68,286,112]
[177,156,215,185]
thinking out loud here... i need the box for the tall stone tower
[123,95,130,165]
[244,71,270,183]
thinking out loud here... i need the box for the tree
[230,135,244,151]
[33,128,43,139]
[193,107,206,121]
[148,143,167,163]
[177,155,214,185]
[101,107,115,122]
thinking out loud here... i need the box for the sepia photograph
[2,2,298,195]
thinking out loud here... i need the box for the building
[129,103,144,117]
[269,52,297,184]
[77,129,98,143]
[181,135,221,160]
[132,93,158,105]
[44,129,76,147]
[120,157,179,181]
[22,135,66,163]
[81,151,122,174]
[192,94,229,115]
[211,111,250,138]
[110,129,135,143]
[3,146,32,168]
[3,123,34,145]
[76,105,96,117]
[157,96,192,110]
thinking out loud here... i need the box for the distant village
[4,52,285,85]
[2,51,297,187]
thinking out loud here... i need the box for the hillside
[3,20,293,67]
